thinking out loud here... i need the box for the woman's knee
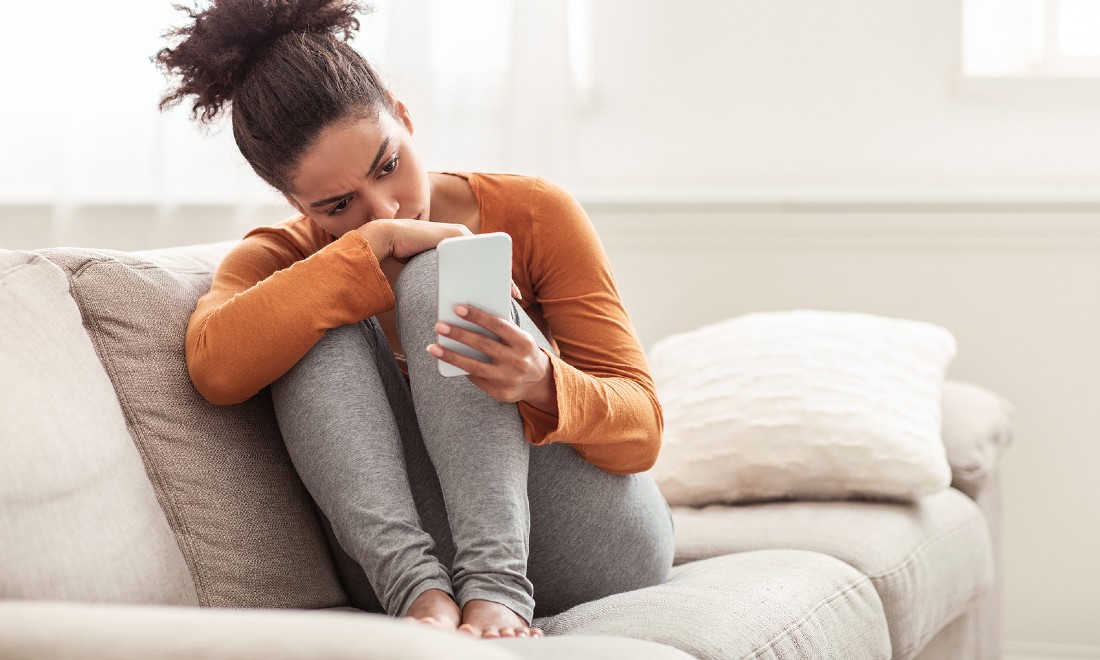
[272,321,382,398]
[393,248,438,310]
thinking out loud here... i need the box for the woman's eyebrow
[308,136,391,208]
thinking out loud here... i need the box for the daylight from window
[964,0,1100,77]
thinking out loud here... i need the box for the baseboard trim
[1005,640,1100,659]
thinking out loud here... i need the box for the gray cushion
[497,636,693,659]
[0,600,519,660]
[0,250,197,605]
[941,380,1015,499]
[37,243,346,609]
[534,550,891,660]
[672,487,994,659]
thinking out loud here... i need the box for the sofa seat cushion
[0,600,519,660]
[0,250,197,605]
[496,636,693,660]
[534,549,890,660]
[671,487,994,660]
[38,244,346,609]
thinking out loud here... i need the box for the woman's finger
[452,305,522,344]
[435,321,504,361]
[426,342,492,379]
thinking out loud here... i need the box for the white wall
[570,0,1100,195]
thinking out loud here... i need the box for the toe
[457,623,477,636]
[483,628,501,639]
[499,628,517,638]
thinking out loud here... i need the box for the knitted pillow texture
[649,310,955,506]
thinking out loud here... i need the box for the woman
[157,0,674,640]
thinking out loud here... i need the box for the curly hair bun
[156,0,373,122]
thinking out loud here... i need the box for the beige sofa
[0,241,1014,659]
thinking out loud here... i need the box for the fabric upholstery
[0,250,197,605]
[649,310,955,506]
[534,550,891,660]
[496,636,694,659]
[671,487,994,660]
[940,381,1015,499]
[0,601,517,660]
[37,243,346,609]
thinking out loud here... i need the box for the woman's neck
[429,172,481,234]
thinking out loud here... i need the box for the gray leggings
[270,249,674,625]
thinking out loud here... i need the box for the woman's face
[284,102,431,238]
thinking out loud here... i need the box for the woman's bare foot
[457,599,544,639]
[402,588,461,631]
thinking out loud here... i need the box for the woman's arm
[186,222,395,405]
[517,179,664,475]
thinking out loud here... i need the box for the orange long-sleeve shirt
[186,173,662,474]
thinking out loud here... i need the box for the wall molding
[1005,639,1100,659]
[578,194,1100,252]
[5,195,1100,253]
[575,189,1100,211]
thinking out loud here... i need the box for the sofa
[0,239,1015,659]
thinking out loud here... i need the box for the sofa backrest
[0,249,197,605]
[11,242,348,609]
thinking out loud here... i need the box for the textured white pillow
[649,310,955,506]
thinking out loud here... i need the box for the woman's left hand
[427,304,554,407]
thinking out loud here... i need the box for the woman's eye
[327,199,349,216]
[380,154,400,175]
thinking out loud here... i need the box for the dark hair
[155,0,394,192]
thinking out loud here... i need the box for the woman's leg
[392,249,675,620]
[275,246,674,625]
[394,249,536,625]
[269,317,454,619]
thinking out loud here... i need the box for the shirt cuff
[518,347,563,445]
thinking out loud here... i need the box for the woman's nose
[363,190,399,222]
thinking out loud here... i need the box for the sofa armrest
[941,380,1015,500]
[0,601,519,660]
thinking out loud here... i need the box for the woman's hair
[155,0,394,192]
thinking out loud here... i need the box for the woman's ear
[390,94,414,134]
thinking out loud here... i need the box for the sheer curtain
[0,0,590,249]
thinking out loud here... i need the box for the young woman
[157,0,674,640]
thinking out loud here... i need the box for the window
[963,0,1100,78]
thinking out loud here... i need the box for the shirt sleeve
[186,224,395,405]
[516,179,664,475]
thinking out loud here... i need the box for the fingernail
[436,322,450,335]
[455,305,468,317]
[427,345,443,357]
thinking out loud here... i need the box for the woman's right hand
[358,218,522,300]
[357,219,473,263]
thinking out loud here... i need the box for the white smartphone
[436,232,513,377]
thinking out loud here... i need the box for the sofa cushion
[0,601,519,660]
[534,550,891,660]
[649,310,955,506]
[497,636,694,660]
[38,243,346,609]
[0,250,197,605]
[671,487,994,660]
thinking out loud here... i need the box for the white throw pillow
[649,310,955,506]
